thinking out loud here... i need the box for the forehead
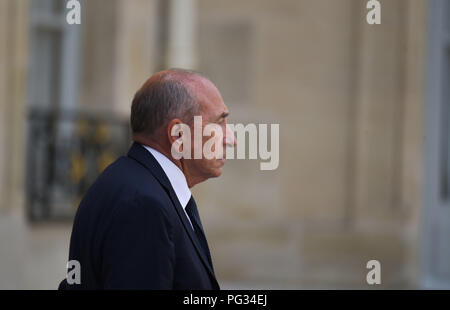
[186,76,226,114]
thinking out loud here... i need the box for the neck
[133,136,201,188]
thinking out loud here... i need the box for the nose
[224,124,236,147]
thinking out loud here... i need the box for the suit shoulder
[99,156,172,212]
[92,156,161,194]
[75,155,170,219]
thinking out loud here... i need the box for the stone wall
[194,0,426,288]
[0,0,427,288]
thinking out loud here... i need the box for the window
[441,1,450,199]
[26,0,129,221]
[423,0,450,287]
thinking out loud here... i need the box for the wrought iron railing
[26,108,131,221]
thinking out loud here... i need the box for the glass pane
[441,48,450,199]
[446,0,450,35]
[28,29,62,109]
[31,0,64,15]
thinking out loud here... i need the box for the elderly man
[59,69,235,289]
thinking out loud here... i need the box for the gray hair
[130,69,203,136]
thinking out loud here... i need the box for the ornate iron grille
[26,108,131,221]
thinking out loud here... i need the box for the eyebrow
[217,111,229,121]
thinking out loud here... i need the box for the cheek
[203,157,217,167]
[200,157,221,173]
[193,158,213,171]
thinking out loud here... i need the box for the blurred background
[0,0,449,289]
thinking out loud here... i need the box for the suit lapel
[165,187,217,279]
[127,142,219,288]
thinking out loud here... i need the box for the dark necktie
[185,196,214,271]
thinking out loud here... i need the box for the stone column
[81,0,157,117]
[352,0,411,223]
[350,0,426,286]
[0,0,28,213]
[167,0,198,69]
[113,0,158,117]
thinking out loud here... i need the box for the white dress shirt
[142,145,194,230]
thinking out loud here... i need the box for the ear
[167,118,184,145]
[167,119,193,161]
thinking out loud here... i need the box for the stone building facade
[1,0,447,289]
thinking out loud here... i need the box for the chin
[211,168,222,178]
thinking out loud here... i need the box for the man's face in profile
[181,78,235,183]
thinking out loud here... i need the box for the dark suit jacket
[58,142,220,290]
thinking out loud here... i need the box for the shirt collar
[142,145,192,209]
